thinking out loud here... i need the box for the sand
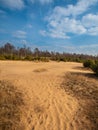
[0,61,95,130]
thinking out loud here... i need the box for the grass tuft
[0,80,27,130]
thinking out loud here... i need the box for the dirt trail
[0,61,93,130]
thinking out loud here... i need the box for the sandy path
[0,61,92,130]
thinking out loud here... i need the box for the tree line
[0,43,98,62]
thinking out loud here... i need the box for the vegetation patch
[0,43,98,62]
[83,60,95,68]
[33,68,47,73]
[61,73,98,129]
[0,81,27,130]
[83,60,98,76]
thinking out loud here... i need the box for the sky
[0,0,98,55]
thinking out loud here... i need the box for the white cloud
[42,0,98,39]
[82,14,98,35]
[48,28,70,39]
[88,27,98,36]
[39,0,53,4]
[29,0,53,4]
[72,0,98,16]
[47,0,98,20]
[40,29,70,39]
[13,30,27,39]
[0,0,25,10]
[39,30,47,36]
[43,17,87,39]
[59,18,86,34]
[82,14,98,27]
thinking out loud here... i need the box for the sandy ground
[0,61,94,130]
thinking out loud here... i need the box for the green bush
[0,55,6,60]
[24,55,33,61]
[83,60,94,68]
[40,57,49,62]
[91,62,98,76]
[4,55,12,60]
[83,60,98,76]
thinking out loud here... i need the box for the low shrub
[83,60,98,76]
[39,57,49,62]
[0,55,6,60]
[91,62,98,76]
[83,60,94,68]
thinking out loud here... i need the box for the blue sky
[0,0,98,55]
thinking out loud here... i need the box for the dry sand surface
[0,61,98,130]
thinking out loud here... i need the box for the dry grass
[61,72,98,130]
[61,72,98,100]
[33,68,47,73]
[0,81,27,130]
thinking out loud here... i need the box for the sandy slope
[0,61,93,130]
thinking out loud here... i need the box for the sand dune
[0,61,97,130]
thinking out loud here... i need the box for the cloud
[51,18,86,34]
[82,14,98,27]
[27,0,54,5]
[39,0,53,4]
[48,29,70,39]
[0,0,25,10]
[29,0,53,4]
[13,30,27,39]
[82,14,98,35]
[47,0,98,19]
[43,16,87,39]
[0,0,54,10]
[39,30,47,36]
[40,29,70,39]
[41,0,98,39]
[72,0,98,16]
[88,27,98,36]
